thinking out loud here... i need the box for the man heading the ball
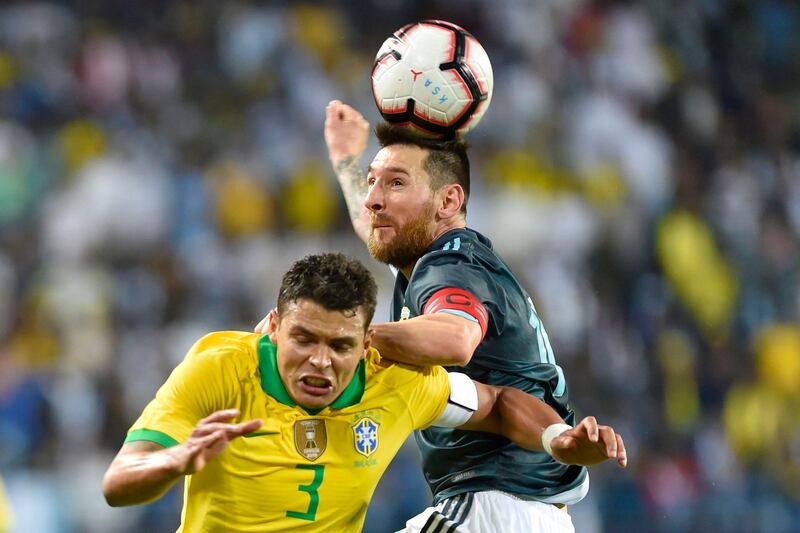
[316,101,618,532]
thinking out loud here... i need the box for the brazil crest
[352,417,379,457]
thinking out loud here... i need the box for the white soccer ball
[371,20,493,139]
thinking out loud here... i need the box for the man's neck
[398,220,466,278]
[432,218,466,242]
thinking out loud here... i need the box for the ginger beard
[367,200,437,270]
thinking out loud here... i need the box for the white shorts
[398,490,575,533]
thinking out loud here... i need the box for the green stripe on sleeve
[124,429,180,448]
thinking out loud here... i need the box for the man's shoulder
[405,228,525,316]
[185,331,261,373]
[411,241,493,289]
[191,330,260,353]
[419,228,496,266]
[365,349,444,391]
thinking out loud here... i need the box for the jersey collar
[427,227,491,254]
[257,335,366,415]
[429,227,466,252]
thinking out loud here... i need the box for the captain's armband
[423,288,489,338]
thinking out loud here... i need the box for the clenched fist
[325,100,370,162]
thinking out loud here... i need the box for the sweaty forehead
[283,299,367,337]
[370,144,428,173]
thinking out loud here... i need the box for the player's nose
[307,347,333,370]
[364,183,385,213]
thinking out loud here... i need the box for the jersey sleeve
[409,257,493,338]
[125,333,242,447]
[431,372,479,428]
[404,365,453,430]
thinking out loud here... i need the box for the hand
[178,409,262,475]
[325,100,370,162]
[549,416,627,468]
[255,308,277,335]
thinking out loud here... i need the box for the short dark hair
[375,123,470,215]
[277,253,377,329]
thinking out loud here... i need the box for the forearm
[371,314,479,366]
[103,446,187,506]
[332,156,369,242]
[496,387,565,451]
[462,385,564,451]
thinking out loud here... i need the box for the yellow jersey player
[103,253,626,532]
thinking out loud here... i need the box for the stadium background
[0,0,798,531]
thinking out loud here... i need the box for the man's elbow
[104,494,126,508]
[448,346,473,366]
[103,482,122,507]
[102,470,129,507]
[449,325,481,366]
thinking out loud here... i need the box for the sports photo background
[0,1,798,532]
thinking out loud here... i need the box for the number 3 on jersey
[286,464,325,521]
[527,297,566,397]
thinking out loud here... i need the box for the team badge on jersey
[352,417,379,457]
[294,419,327,461]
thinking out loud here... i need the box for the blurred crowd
[0,1,798,532]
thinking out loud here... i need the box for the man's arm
[371,284,489,366]
[325,100,370,243]
[102,409,262,507]
[370,313,482,366]
[255,307,483,366]
[457,380,627,467]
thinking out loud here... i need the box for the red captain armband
[423,288,489,338]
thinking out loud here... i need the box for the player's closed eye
[331,342,355,353]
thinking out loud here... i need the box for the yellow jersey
[126,332,451,532]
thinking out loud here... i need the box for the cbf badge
[294,419,327,461]
[352,417,379,457]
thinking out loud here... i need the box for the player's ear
[362,328,374,358]
[266,308,280,343]
[437,183,464,220]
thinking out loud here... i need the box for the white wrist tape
[542,423,572,457]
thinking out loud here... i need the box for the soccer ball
[371,20,493,139]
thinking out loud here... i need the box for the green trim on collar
[258,335,296,406]
[125,428,179,448]
[257,335,366,415]
[329,356,366,410]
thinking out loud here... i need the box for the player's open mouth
[300,376,333,396]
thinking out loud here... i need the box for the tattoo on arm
[334,156,367,222]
